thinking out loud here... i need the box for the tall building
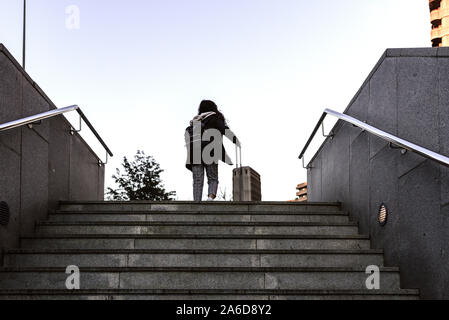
[430,0,449,47]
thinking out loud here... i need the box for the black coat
[185,113,235,171]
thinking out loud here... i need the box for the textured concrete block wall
[0,44,105,252]
[307,47,449,299]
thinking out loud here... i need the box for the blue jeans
[192,164,219,201]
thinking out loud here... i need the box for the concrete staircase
[0,202,419,300]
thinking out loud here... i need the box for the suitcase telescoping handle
[235,144,242,169]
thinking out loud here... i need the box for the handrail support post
[302,157,313,170]
[321,122,334,139]
[70,114,82,135]
[389,142,408,155]
[26,120,42,129]
[99,151,108,167]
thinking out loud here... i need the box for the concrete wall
[307,47,449,299]
[0,44,105,254]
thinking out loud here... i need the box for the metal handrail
[0,105,113,162]
[299,108,449,168]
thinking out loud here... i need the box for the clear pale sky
[0,0,431,200]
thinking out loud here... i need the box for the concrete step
[58,201,342,213]
[0,267,401,291]
[35,221,360,236]
[4,249,384,268]
[0,289,420,300]
[20,234,372,250]
[49,211,350,223]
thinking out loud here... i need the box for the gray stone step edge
[0,267,399,272]
[19,234,371,240]
[5,249,384,255]
[59,201,342,206]
[36,221,359,227]
[0,289,420,297]
[57,202,342,213]
[51,210,348,216]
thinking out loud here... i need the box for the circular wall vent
[0,201,10,226]
[378,203,388,227]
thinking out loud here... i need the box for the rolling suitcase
[232,145,262,202]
